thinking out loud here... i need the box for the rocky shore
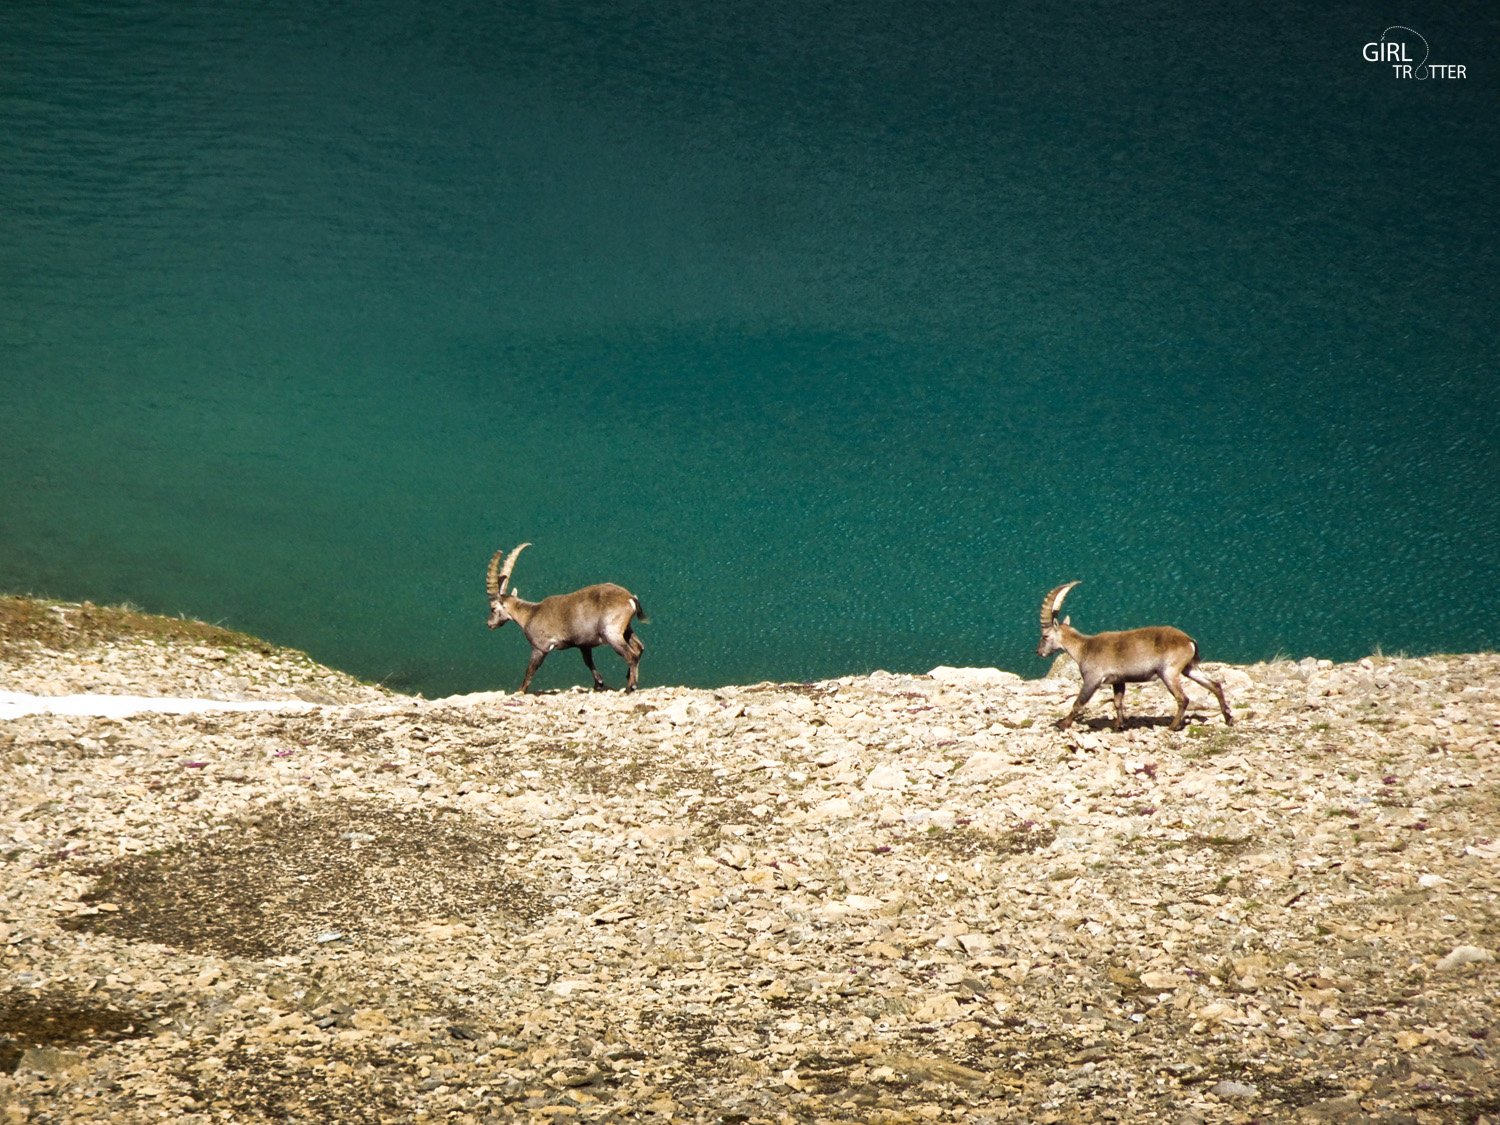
[1,597,1497,1123]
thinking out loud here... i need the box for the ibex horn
[1041,581,1081,627]
[489,542,531,597]
[486,550,505,598]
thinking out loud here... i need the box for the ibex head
[486,542,531,629]
[1036,580,1080,658]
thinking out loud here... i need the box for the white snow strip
[0,690,320,721]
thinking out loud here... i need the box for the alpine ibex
[486,543,647,693]
[1036,581,1232,732]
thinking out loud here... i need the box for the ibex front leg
[1160,670,1190,731]
[519,648,548,693]
[1058,672,1104,729]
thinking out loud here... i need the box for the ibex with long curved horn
[1036,581,1232,732]
[486,543,647,693]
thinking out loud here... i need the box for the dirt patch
[188,1043,428,1123]
[1185,831,1255,856]
[63,799,550,958]
[908,821,1058,859]
[744,682,838,699]
[0,989,164,1073]
[527,739,658,793]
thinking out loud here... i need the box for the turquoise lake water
[2,3,1497,695]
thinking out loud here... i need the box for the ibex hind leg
[1111,683,1127,731]
[580,646,608,691]
[1185,665,1233,726]
[604,628,642,693]
[1159,670,1191,731]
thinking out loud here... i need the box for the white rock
[1209,666,1255,693]
[1436,944,1494,971]
[864,765,908,791]
[957,932,993,955]
[1210,1080,1259,1100]
[955,751,1012,781]
[807,796,854,821]
[928,666,1021,688]
[1140,971,1186,990]
[16,1046,85,1077]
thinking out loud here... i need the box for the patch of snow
[0,690,319,721]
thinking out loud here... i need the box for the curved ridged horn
[488,542,531,597]
[1041,581,1081,627]
[486,550,505,598]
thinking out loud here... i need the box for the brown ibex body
[486,543,647,693]
[1036,581,1232,732]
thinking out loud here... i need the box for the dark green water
[3,2,1497,694]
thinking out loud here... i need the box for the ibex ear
[1063,616,1071,625]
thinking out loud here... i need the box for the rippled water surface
[3,3,1497,694]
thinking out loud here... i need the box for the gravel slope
[1,599,1497,1122]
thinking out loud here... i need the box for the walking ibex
[1037,581,1232,731]
[486,543,647,693]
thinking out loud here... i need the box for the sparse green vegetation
[1183,726,1239,757]
[1189,833,1251,853]
[0,595,275,657]
[0,595,391,700]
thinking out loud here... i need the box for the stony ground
[1,598,1497,1123]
